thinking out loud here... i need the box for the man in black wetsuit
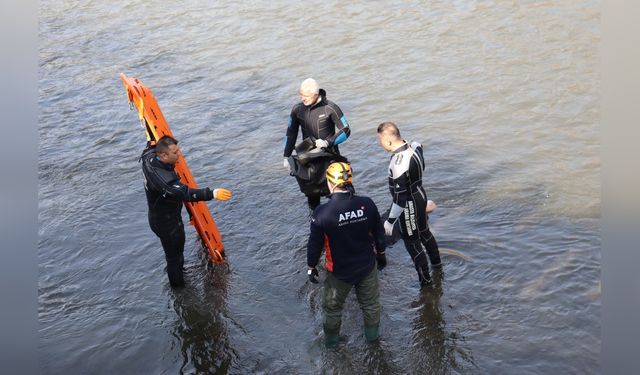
[283,78,351,209]
[377,122,442,287]
[307,162,387,348]
[141,135,232,288]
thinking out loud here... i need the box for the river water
[38,0,600,373]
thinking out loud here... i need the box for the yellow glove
[213,188,232,201]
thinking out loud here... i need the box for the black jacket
[307,192,386,284]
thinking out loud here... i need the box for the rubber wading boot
[324,334,339,348]
[364,325,380,342]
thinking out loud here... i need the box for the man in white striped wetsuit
[377,122,442,286]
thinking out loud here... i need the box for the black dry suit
[284,89,351,207]
[288,139,348,205]
[140,146,213,287]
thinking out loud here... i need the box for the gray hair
[300,78,319,94]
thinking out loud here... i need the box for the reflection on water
[319,331,402,375]
[410,270,476,374]
[171,262,237,374]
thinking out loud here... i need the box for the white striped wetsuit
[386,141,441,284]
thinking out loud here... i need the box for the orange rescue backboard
[120,73,225,263]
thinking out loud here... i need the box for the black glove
[307,268,319,284]
[376,252,387,271]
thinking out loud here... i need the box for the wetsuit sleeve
[284,107,300,157]
[326,102,350,146]
[307,212,325,268]
[143,161,213,202]
[388,167,408,223]
[184,186,213,202]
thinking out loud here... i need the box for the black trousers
[150,215,186,287]
[398,199,441,283]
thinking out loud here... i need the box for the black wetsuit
[307,192,386,284]
[141,147,213,287]
[386,141,441,284]
[284,89,351,208]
